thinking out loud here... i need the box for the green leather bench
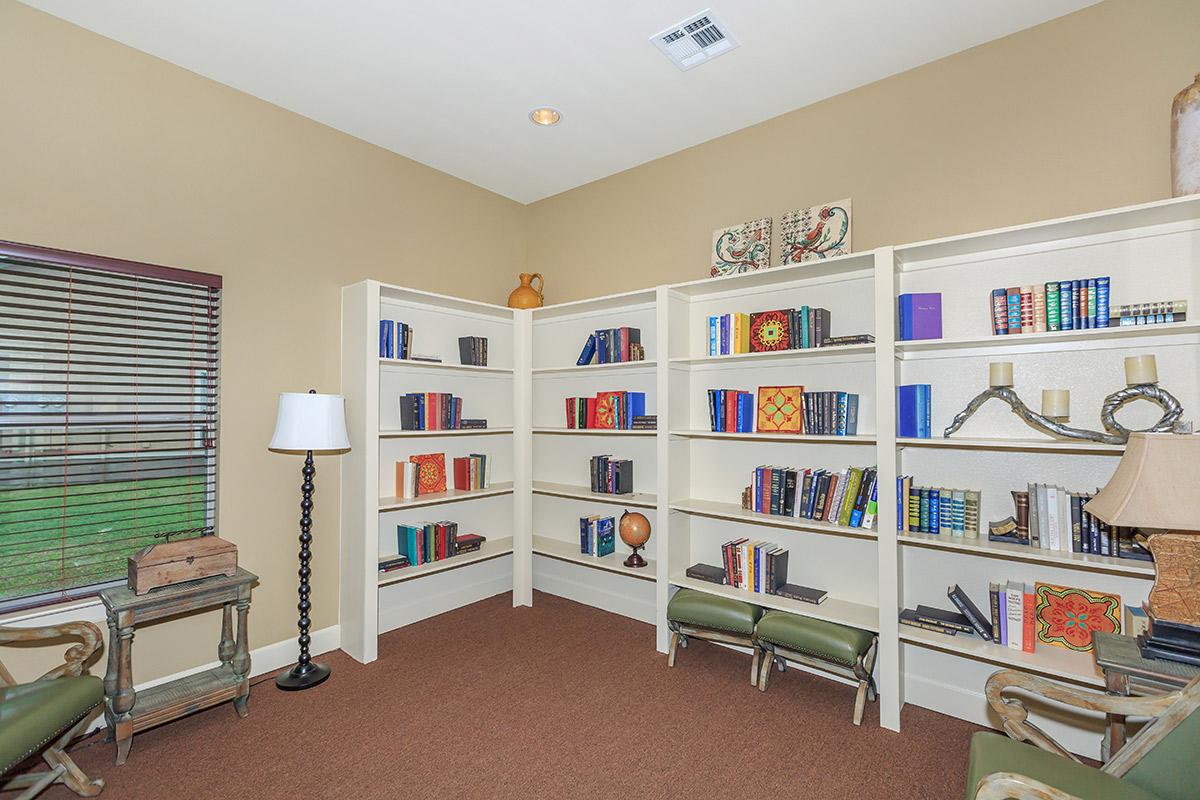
[755,610,879,725]
[666,588,764,684]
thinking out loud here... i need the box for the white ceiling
[23,0,1097,204]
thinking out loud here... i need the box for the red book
[823,473,840,521]
[620,326,631,362]
[1022,585,1037,653]
[725,390,738,433]
[452,457,469,491]
[749,310,790,353]
[585,397,597,429]
[409,452,447,495]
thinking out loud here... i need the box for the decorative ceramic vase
[1172,73,1200,197]
[507,273,544,309]
[618,509,651,568]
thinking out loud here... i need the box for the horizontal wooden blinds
[0,241,221,611]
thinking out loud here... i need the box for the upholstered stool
[666,588,764,685]
[754,610,879,725]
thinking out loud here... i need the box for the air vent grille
[651,9,738,72]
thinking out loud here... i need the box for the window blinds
[0,241,221,611]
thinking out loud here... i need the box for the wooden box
[128,537,238,595]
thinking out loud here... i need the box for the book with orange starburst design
[749,310,791,352]
[409,452,447,495]
[593,392,620,429]
[756,386,805,433]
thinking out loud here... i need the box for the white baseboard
[378,559,512,634]
[532,556,656,624]
[81,625,341,735]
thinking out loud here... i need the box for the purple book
[906,292,943,340]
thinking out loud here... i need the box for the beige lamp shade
[269,392,351,452]
[1084,433,1200,530]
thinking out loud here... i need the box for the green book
[1045,282,1060,331]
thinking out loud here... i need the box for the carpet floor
[49,591,983,799]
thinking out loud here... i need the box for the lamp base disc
[276,661,331,691]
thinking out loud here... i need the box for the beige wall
[526,0,1200,302]
[0,1,525,682]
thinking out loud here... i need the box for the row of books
[399,392,487,431]
[741,465,878,530]
[452,454,491,492]
[378,320,413,359]
[589,455,633,495]
[1002,485,1150,560]
[707,307,836,355]
[707,387,861,435]
[576,327,644,365]
[905,583,1042,653]
[897,478,981,537]
[457,336,488,367]
[720,539,789,594]
[896,384,932,439]
[897,293,942,341]
[1115,299,1188,327]
[579,515,616,557]
[386,521,485,569]
[989,278,1111,335]
[564,391,649,429]
[684,562,829,605]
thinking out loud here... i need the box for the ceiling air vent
[650,9,739,72]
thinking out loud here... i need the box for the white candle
[989,362,1014,388]
[1042,389,1070,419]
[1125,354,1158,386]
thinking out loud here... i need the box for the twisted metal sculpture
[944,383,1184,444]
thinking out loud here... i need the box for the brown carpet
[50,592,983,799]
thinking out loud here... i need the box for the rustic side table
[99,567,257,765]
[1092,630,1200,760]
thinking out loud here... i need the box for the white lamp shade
[269,392,351,452]
[1085,432,1200,529]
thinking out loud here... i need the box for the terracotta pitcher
[507,272,544,309]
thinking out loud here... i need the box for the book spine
[1032,285,1047,333]
[1006,288,1021,333]
[990,289,1008,335]
[1022,584,1036,653]
[708,316,717,357]
[947,586,993,640]
[1096,276,1110,328]
[1059,281,1073,330]
[1019,286,1034,332]
[1045,282,1060,331]
[988,582,1002,642]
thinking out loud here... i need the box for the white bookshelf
[340,194,1200,759]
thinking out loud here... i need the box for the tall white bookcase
[340,194,1200,757]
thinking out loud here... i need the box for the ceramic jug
[507,273,544,309]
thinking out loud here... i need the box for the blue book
[397,525,420,565]
[396,322,407,359]
[917,384,931,439]
[1058,281,1074,330]
[930,491,940,534]
[576,334,597,366]
[738,392,754,433]
[1096,276,1110,328]
[845,394,859,435]
[720,314,730,355]
[626,392,646,428]
[1071,279,1082,330]
[897,385,921,438]
[708,316,718,356]
[998,587,1008,645]
[898,294,913,341]
[597,517,615,557]
[800,305,810,348]
[835,392,848,436]
[580,517,590,554]
[596,329,610,364]
[379,319,394,358]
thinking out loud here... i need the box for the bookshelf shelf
[895,321,1200,358]
[898,626,1105,688]
[898,531,1155,577]
[670,498,878,540]
[532,360,656,375]
[532,481,657,509]
[533,427,656,437]
[896,436,1125,455]
[379,427,514,438]
[377,536,515,587]
[670,575,879,632]
[668,250,875,297]
[378,357,514,375]
[378,482,514,513]
[668,344,874,368]
[532,535,656,581]
[670,430,876,445]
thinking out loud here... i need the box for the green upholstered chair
[965,669,1200,800]
[666,588,764,684]
[1,621,105,799]
[754,610,878,725]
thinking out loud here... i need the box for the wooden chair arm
[0,621,104,683]
[973,771,1083,800]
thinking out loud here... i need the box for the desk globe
[619,510,651,568]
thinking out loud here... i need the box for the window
[0,241,221,611]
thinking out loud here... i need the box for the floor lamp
[269,390,351,690]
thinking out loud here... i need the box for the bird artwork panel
[781,199,852,264]
[711,217,772,277]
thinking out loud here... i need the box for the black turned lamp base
[275,660,330,691]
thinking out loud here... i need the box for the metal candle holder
[944,383,1184,444]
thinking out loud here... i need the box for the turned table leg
[103,615,119,739]
[218,602,235,667]
[1104,670,1130,762]
[232,597,251,718]
[112,622,136,765]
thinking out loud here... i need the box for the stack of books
[399,392,487,431]
[896,384,932,438]
[897,478,981,537]
[457,336,488,366]
[897,293,942,341]
[707,387,861,435]
[1140,616,1200,667]
[999,485,1149,560]
[378,320,413,359]
[590,455,633,495]
[742,465,878,530]
[1116,299,1187,327]
[706,389,754,432]
[899,604,976,637]
[564,391,647,429]
[579,515,616,557]
[394,522,485,567]
[990,277,1111,335]
[630,415,657,430]
[706,307,856,355]
[451,454,490,491]
[576,327,644,365]
[683,563,827,604]
[721,539,789,594]
[378,555,410,575]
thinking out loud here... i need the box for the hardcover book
[685,563,727,585]
[772,583,825,604]
[755,385,804,433]
[749,310,792,352]
[408,452,447,495]
[914,604,973,634]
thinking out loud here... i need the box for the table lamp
[1086,433,1200,628]
[269,390,351,690]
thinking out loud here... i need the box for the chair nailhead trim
[668,615,754,636]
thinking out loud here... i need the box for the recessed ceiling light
[529,107,562,126]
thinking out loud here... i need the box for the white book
[1045,485,1060,550]
[400,461,417,500]
[1006,579,1024,651]
[792,469,809,518]
[1058,487,1072,552]
[1027,483,1040,548]
[1037,483,1051,549]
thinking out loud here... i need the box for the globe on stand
[619,509,651,568]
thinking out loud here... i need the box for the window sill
[0,596,105,627]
